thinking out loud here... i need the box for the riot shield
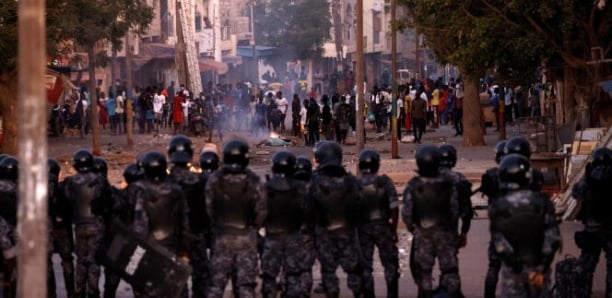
[96,220,192,297]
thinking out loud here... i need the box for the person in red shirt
[438,87,449,125]
[172,92,184,135]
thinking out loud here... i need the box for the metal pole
[356,0,365,152]
[17,0,48,296]
[390,0,399,158]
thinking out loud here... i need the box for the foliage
[254,0,332,63]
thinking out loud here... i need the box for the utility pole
[18,0,48,297]
[175,1,188,88]
[390,0,399,158]
[250,1,258,89]
[356,0,365,152]
[125,30,134,148]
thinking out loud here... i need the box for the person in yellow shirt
[431,88,440,127]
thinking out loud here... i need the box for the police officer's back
[489,154,560,297]
[402,144,461,297]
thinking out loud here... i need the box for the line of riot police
[2,133,610,297]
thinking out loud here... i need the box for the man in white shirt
[275,91,289,134]
[153,89,166,130]
[116,91,126,134]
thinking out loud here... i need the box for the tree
[254,0,331,79]
[67,0,153,155]
[398,0,551,146]
[0,0,152,155]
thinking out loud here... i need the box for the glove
[459,233,467,248]
[528,271,546,289]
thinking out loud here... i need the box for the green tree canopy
[254,0,332,74]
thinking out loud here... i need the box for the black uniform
[0,156,18,297]
[261,173,311,297]
[489,154,561,297]
[358,172,399,298]
[60,168,112,297]
[572,148,612,297]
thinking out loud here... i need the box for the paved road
[44,219,607,298]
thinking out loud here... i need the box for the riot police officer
[166,135,209,297]
[205,139,266,298]
[294,156,313,182]
[438,144,473,247]
[260,150,312,297]
[572,147,612,296]
[93,157,109,178]
[309,141,364,298]
[481,140,506,298]
[47,158,75,298]
[199,150,220,176]
[59,149,112,297]
[489,154,560,297]
[357,148,399,298]
[503,136,544,191]
[133,150,190,297]
[102,162,144,298]
[0,156,18,297]
[402,144,461,297]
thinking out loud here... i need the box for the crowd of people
[1,132,610,297]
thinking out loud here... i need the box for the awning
[199,58,228,74]
[222,55,243,66]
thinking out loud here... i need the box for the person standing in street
[402,144,462,297]
[489,154,560,297]
[275,91,289,134]
[172,92,185,135]
[206,139,267,298]
[453,79,464,136]
[572,147,612,296]
[309,141,364,298]
[60,149,112,298]
[166,135,209,297]
[260,150,313,298]
[410,87,427,144]
[357,148,399,298]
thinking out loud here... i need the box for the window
[195,13,202,32]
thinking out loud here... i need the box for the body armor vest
[315,174,353,230]
[69,172,104,224]
[211,171,257,231]
[412,178,453,230]
[0,180,18,227]
[170,167,206,233]
[492,190,545,268]
[143,182,184,247]
[360,175,389,222]
[265,177,303,234]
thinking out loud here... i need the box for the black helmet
[314,141,342,167]
[123,163,144,184]
[294,156,313,181]
[72,149,94,172]
[438,144,457,169]
[141,151,168,182]
[199,151,220,173]
[167,135,194,164]
[272,150,296,177]
[93,157,108,177]
[590,147,612,167]
[416,144,440,177]
[358,148,380,174]
[0,155,18,181]
[494,141,506,164]
[48,158,61,179]
[504,136,531,158]
[498,153,532,191]
[223,139,250,170]
[0,154,9,164]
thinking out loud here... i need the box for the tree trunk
[462,75,485,146]
[125,30,134,148]
[88,46,101,155]
[563,66,577,125]
[0,71,19,154]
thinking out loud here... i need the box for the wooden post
[356,0,365,152]
[17,0,48,296]
[175,1,188,87]
[89,46,101,155]
[126,30,134,148]
[390,0,399,158]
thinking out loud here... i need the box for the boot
[387,278,399,298]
